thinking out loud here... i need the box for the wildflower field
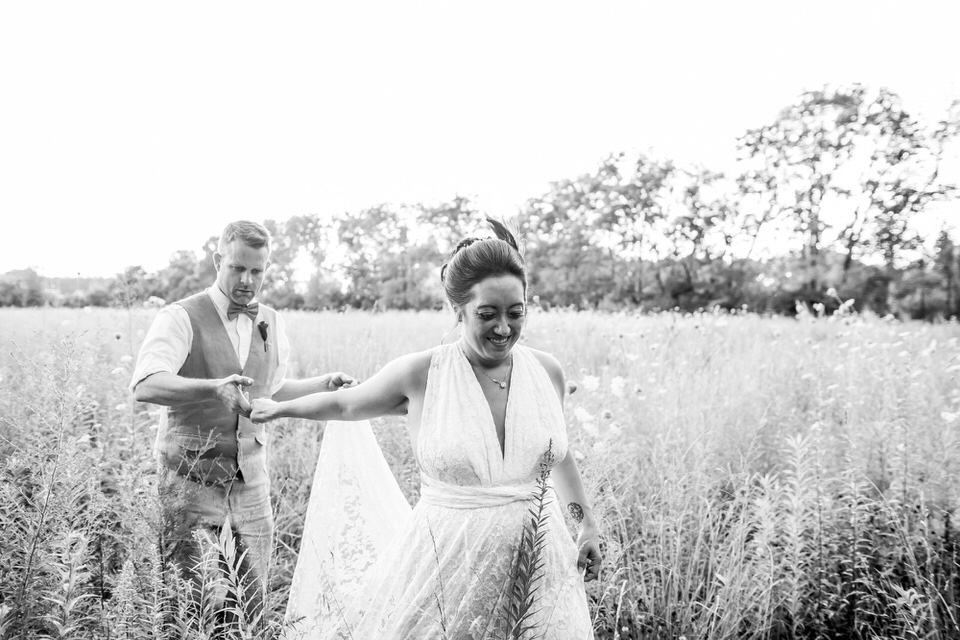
[1,306,959,639]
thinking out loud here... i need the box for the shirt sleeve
[129,305,192,392]
[271,311,291,395]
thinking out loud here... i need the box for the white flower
[609,422,623,437]
[942,412,958,424]
[581,375,600,392]
[581,421,598,438]
[610,376,626,398]
[120,355,133,364]
[574,407,594,423]
[115,404,127,412]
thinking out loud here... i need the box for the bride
[252,219,601,639]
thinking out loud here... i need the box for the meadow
[1,305,959,639]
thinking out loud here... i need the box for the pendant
[498,381,507,389]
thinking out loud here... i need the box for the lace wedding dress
[284,343,594,639]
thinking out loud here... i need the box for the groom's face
[214,240,271,305]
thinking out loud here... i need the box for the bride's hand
[576,524,602,582]
[251,398,279,423]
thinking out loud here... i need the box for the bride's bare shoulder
[523,346,566,399]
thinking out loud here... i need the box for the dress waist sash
[419,475,542,509]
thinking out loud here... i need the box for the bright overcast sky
[2,1,959,277]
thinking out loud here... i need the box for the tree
[418,195,487,257]
[332,205,432,309]
[738,85,959,296]
[156,250,202,302]
[519,152,676,308]
[661,166,747,307]
[841,91,957,274]
[109,265,162,308]
[0,269,45,307]
[934,228,959,318]
[519,171,624,308]
[739,85,869,291]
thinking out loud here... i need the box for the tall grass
[0,306,958,638]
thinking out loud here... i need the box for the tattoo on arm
[568,502,584,524]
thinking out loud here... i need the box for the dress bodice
[417,342,568,488]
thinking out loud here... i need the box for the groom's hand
[214,374,253,417]
[323,372,359,391]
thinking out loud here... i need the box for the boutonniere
[258,321,269,352]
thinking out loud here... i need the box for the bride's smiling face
[457,275,526,367]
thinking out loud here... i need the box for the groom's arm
[272,373,358,401]
[267,312,358,401]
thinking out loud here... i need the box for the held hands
[576,524,602,583]
[214,374,253,418]
[250,398,279,423]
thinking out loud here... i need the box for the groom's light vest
[155,292,278,487]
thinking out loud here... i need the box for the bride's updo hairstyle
[440,217,526,309]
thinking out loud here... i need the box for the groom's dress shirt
[130,286,291,432]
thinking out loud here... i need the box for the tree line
[5,84,959,319]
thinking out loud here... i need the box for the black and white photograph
[1,2,959,639]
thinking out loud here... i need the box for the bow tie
[227,300,259,321]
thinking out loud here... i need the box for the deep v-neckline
[459,344,514,461]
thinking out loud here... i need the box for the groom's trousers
[159,468,274,628]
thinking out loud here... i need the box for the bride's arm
[251,351,428,423]
[529,347,602,582]
[552,452,602,582]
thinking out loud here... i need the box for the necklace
[467,353,513,389]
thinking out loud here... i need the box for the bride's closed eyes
[475,308,525,322]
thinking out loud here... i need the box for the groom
[131,220,355,622]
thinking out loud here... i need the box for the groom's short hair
[218,220,272,255]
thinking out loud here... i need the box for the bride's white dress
[284,343,594,639]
